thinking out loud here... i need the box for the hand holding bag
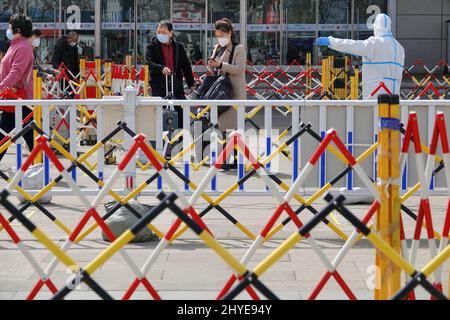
[195,45,236,103]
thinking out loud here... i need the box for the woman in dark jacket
[145,20,195,129]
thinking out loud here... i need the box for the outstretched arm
[328,36,376,58]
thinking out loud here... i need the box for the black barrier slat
[0,191,36,233]
[222,272,252,300]
[326,194,371,236]
[251,278,280,300]
[299,194,346,237]
[130,192,177,235]
[158,192,204,236]
[417,275,448,300]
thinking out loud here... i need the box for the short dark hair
[31,28,41,37]
[9,14,32,38]
[157,20,173,32]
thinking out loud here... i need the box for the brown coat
[207,43,246,130]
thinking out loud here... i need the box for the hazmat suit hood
[373,13,392,37]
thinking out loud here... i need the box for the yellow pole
[104,59,112,95]
[125,54,132,79]
[33,69,43,164]
[306,52,312,90]
[95,56,102,98]
[322,58,329,98]
[375,94,401,299]
[351,68,359,100]
[388,95,401,297]
[79,57,86,99]
[375,94,390,299]
[143,64,149,97]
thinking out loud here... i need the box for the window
[247,0,281,64]
[354,0,387,40]
[283,0,316,65]
[172,0,206,64]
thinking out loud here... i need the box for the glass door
[206,0,240,61]
[247,0,282,65]
[62,0,96,60]
[102,0,134,64]
[282,0,316,65]
[172,0,206,65]
[354,0,387,40]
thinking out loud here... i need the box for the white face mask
[218,37,230,47]
[32,38,40,48]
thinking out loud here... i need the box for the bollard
[375,94,401,299]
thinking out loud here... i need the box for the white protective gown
[328,14,405,99]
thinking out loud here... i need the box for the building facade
[0,0,447,68]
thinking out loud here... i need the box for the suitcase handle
[165,74,174,100]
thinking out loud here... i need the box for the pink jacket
[0,36,34,102]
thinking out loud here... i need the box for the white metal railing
[1,86,449,197]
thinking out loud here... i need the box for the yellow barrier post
[33,69,43,164]
[79,57,87,99]
[375,94,401,299]
[104,59,112,95]
[143,64,149,97]
[95,56,102,99]
[350,67,359,100]
[306,52,312,90]
[333,56,346,99]
[389,95,401,297]
[321,57,329,98]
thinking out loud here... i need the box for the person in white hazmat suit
[316,13,405,99]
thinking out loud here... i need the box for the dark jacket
[51,36,80,79]
[145,36,195,98]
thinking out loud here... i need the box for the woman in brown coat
[207,18,247,132]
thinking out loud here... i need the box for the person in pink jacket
[0,14,34,161]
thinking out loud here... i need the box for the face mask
[6,29,13,41]
[218,37,230,47]
[157,34,169,44]
[32,38,40,48]
[69,42,77,47]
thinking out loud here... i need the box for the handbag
[0,88,26,113]
[196,45,236,104]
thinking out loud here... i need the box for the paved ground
[0,131,449,300]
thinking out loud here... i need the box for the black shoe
[220,163,237,171]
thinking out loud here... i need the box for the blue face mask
[157,34,169,44]
[6,29,13,41]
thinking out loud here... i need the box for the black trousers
[0,107,34,162]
